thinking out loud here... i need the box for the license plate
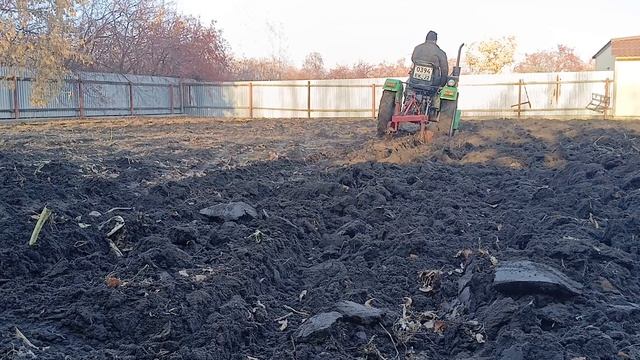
[413,65,433,81]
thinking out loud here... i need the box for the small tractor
[377,44,464,140]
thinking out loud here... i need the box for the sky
[176,0,640,67]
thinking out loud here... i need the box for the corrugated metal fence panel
[81,72,182,117]
[0,68,21,119]
[183,84,249,117]
[237,78,392,118]
[16,78,79,118]
[311,78,383,118]
[251,80,308,118]
[0,82,13,120]
[82,81,130,117]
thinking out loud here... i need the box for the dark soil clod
[199,201,257,221]
[493,260,583,296]
[334,300,385,325]
[294,311,343,341]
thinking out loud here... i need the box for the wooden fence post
[169,84,174,114]
[555,75,560,105]
[517,79,523,120]
[248,82,254,118]
[179,82,184,114]
[371,84,376,119]
[604,78,611,120]
[128,82,134,115]
[13,77,20,119]
[78,79,85,118]
[307,81,311,119]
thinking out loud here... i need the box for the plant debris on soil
[1,116,640,359]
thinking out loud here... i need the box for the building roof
[611,36,640,57]
[593,42,611,59]
[593,35,640,59]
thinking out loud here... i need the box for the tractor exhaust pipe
[452,43,465,76]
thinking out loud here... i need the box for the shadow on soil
[1,120,640,359]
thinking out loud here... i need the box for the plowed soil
[2,117,640,360]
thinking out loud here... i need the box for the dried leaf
[598,277,618,293]
[299,290,307,302]
[589,213,600,229]
[364,298,375,307]
[420,311,438,320]
[194,274,207,282]
[433,320,446,334]
[455,249,474,260]
[277,318,288,331]
[105,275,122,288]
[99,216,125,237]
[107,239,123,257]
[178,270,189,277]
[403,297,413,308]
[89,211,102,217]
[106,217,125,237]
[423,320,435,329]
[418,270,441,294]
[78,223,91,229]
[248,230,265,243]
[475,333,486,343]
[489,256,499,266]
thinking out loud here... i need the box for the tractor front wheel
[377,90,396,137]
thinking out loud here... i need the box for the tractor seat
[407,82,439,94]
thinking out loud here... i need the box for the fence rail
[0,70,615,120]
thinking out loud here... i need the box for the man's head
[426,31,438,43]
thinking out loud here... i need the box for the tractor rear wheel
[436,98,457,137]
[377,90,395,137]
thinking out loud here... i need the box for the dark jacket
[411,40,449,86]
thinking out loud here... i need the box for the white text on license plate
[413,66,433,81]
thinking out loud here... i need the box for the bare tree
[302,52,325,79]
[75,0,231,80]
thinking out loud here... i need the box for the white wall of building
[614,58,640,118]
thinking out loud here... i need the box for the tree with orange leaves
[514,45,591,73]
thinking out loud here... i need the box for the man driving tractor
[412,31,448,88]
[376,31,462,138]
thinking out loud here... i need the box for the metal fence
[0,70,615,120]
[0,70,182,120]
